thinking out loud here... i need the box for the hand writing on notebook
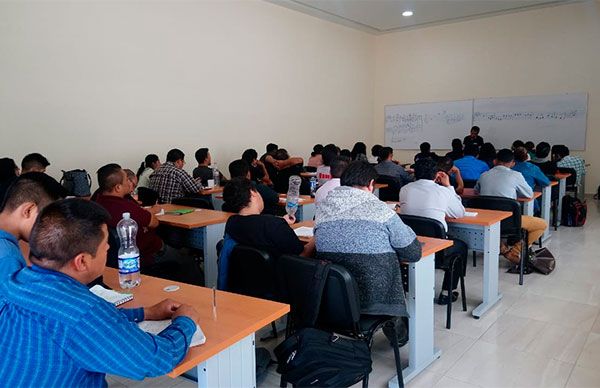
[173,304,201,325]
[144,298,183,321]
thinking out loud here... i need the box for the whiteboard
[473,93,588,150]
[384,100,473,149]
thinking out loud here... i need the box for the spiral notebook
[90,285,134,306]
[138,320,206,347]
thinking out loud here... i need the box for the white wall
[374,1,600,193]
[0,0,374,185]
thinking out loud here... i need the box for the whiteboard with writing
[473,93,588,150]
[385,100,473,149]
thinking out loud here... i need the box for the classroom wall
[373,1,600,193]
[0,0,374,186]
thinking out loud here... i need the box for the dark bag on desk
[561,195,586,227]
[274,328,372,387]
[60,169,92,197]
[530,247,556,275]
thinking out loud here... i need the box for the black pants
[436,238,468,291]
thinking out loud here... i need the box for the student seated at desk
[375,147,414,187]
[554,144,586,188]
[228,159,279,215]
[0,173,65,295]
[193,148,226,187]
[0,157,20,203]
[512,147,550,214]
[242,148,272,186]
[478,143,497,169]
[530,142,557,175]
[414,142,438,163]
[307,144,324,168]
[350,142,368,162]
[475,149,547,263]
[21,152,50,174]
[0,199,200,387]
[95,164,202,285]
[399,159,468,305]
[270,149,305,194]
[454,144,489,182]
[136,154,161,190]
[150,149,202,204]
[315,156,351,206]
[445,138,464,161]
[315,161,421,318]
[222,177,314,258]
[316,144,339,186]
[437,157,464,195]
[369,144,382,164]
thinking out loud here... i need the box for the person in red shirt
[94,163,202,284]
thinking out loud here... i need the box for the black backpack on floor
[561,195,586,227]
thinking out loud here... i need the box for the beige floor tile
[506,293,599,331]
[566,366,600,388]
[591,313,600,334]
[576,332,600,370]
[171,377,198,388]
[525,275,600,306]
[523,322,589,364]
[479,313,546,351]
[434,376,481,388]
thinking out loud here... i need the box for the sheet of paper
[138,320,206,347]
[464,211,478,217]
[387,203,399,210]
[294,226,314,238]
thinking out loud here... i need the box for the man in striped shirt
[0,199,200,387]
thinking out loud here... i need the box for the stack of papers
[138,320,206,347]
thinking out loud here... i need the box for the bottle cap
[122,212,131,220]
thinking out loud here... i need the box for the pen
[212,287,217,320]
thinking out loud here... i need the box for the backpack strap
[299,260,330,328]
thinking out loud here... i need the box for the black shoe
[436,291,458,305]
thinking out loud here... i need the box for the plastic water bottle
[116,212,141,289]
[309,177,317,198]
[212,164,220,187]
[286,175,302,217]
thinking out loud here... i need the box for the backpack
[561,195,587,227]
[529,247,556,275]
[274,328,372,387]
[60,169,92,197]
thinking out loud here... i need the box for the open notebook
[294,226,314,238]
[138,320,206,347]
[90,285,133,307]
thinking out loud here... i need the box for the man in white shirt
[399,158,468,305]
[315,156,351,205]
[475,149,547,263]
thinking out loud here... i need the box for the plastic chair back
[228,245,274,298]
[465,196,522,237]
[137,187,159,206]
[376,175,402,201]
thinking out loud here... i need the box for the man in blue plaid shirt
[554,145,586,187]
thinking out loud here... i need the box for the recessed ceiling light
[402,10,414,17]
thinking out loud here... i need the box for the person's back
[511,147,550,190]
[315,161,420,317]
[555,145,585,186]
[375,147,413,186]
[149,149,201,203]
[475,149,533,200]
[454,145,489,181]
[314,156,350,205]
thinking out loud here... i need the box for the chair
[106,227,120,269]
[376,175,402,202]
[399,214,467,329]
[137,187,159,206]
[227,244,278,340]
[277,255,405,388]
[463,179,477,189]
[171,196,214,209]
[465,196,529,285]
[556,167,578,197]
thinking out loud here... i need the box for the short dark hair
[371,144,382,158]
[1,172,65,212]
[0,158,19,181]
[274,149,290,161]
[379,147,393,160]
[266,143,278,153]
[241,149,258,163]
[514,147,528,162]
[479,143,496,160]
[330,156,351,178]
[451,138,462,151]
[420,142,431,153]
[97,163,124,193]
[340,149,352,158]
[195,148,209,164]
[322,145,339,166]
[312,144,324,157]
[341,161,378,187]
[525,141,535,151]
[496,149,514,163]
[512,140,525,150]
[21,153,50,171]
[437,156,454,174]
[166,149,185,163]
[535,142,551,159]
[29,199,110,270]
[471,126,480,134]
[414,158,438,180]
[222,177,255,213]
[229,159,250,179]
[464,144,479,157]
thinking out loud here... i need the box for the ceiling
[268,0,573,34]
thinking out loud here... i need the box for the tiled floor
[110,197,600,388]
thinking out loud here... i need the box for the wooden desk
[198,186,225,210]
[199,186,224,196]
[278,194,316,221]
[153,204,232,288]
[104,268,289,387]
[461,188,541,216]
[291,221,453,384]
[554,172,571,226]
[300,172,317,178]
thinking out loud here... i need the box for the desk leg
[203,222,226,289]
[186,334,256,388]
[212,194,224,212]
[557,178,566,226]
[388,253,440,387]
[541,185,551,241]
[472,223,503,318]
[302,203,316,221]
[523,200,534,216]
[374,188,380,198]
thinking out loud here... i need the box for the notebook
[464,211,478,217]
[90,285,133,306]
[138,320,206,347]
[294,226,314,238]
[165,209,195,215]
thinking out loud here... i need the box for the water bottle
[116,212,141,289]
[309,177,317,198]
[286,175,302,217]
[212,164,220,187]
